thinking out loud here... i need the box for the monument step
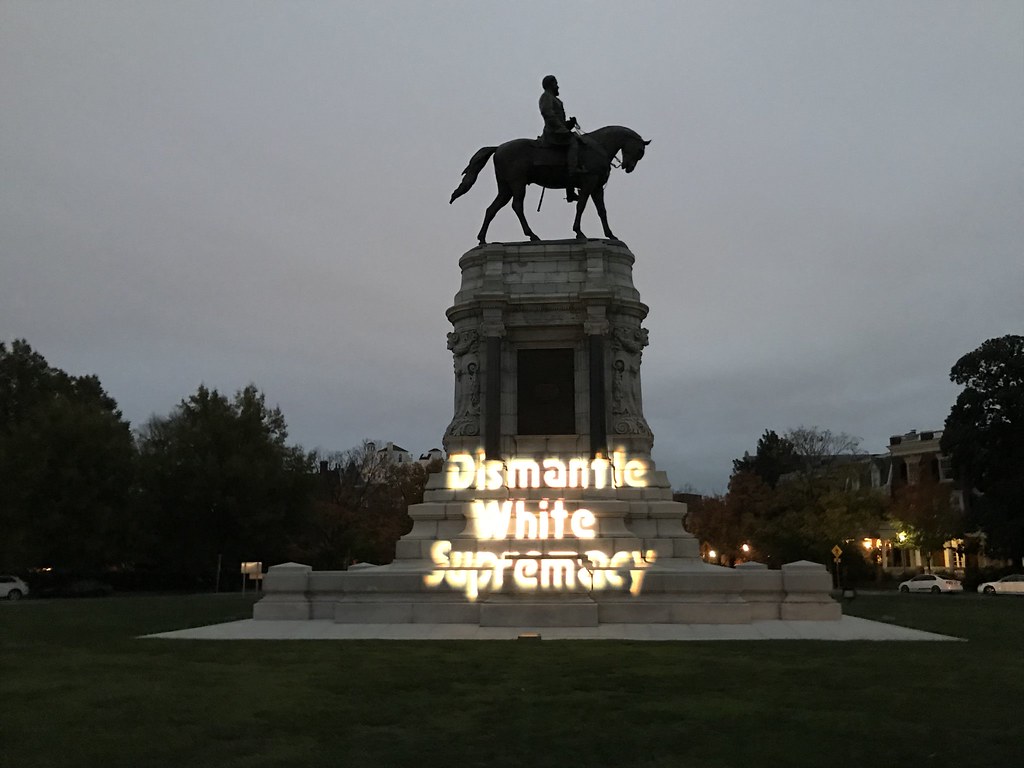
[478,594,599,627]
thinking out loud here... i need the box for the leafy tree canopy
[889,473,966,571]
[711,426,882,567]
[941,334,1024,561]
[942,335,1024,489]
[0,339,136,571]
[135,384,313,581]
[732,429,800,488]
[292,440,438,569]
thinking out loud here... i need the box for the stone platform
[253,556,841,625]
[254,239,840,627]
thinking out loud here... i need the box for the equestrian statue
[449,75,650,245]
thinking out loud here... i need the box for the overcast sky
[2,1,1021,493]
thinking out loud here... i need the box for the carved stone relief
[444,329,481,437]
[609,324,652,437]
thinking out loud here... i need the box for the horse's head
[621,137,651,173]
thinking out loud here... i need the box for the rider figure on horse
[539,75,584,202]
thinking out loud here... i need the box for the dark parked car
[30,572,114,598]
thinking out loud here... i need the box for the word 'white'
[472,499,595,540]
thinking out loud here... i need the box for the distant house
[418,448,445,466]
[686,428,1004,575]
[317,442,443,487]
[373,441,414,465]
[861,429,1005,574]
[374,443,446,467]
[881,429,958,491]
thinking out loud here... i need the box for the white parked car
[977,574,1024,595]
[0,575,29,601]
[898,574,963,594]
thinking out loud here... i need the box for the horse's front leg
[511,187,540,242]
[572,184,592,240]
[591,186,616,241]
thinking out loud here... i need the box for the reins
[537,124,624,211]
[574,122,623,168]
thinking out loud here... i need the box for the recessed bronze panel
[517,348,575,435]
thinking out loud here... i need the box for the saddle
[530,135,604,169]
[530,140,570,167]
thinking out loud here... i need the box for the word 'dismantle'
[447,451,648,491]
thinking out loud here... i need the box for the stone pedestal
[443,239,653,460]
[254,240,840,625]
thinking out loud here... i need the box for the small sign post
[240,561,263,594]
[831,545,843,589]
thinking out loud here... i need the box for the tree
[135,384,313,582]
[732,429,801,489]
[721,426,883,569]
[732,427,862,490]
[0,339,137,571]
[686,472,773,565]
[785,426,863,478]
[291,441,439,569]
[685,495,737,565]
[941,335,1024,564]
[890,473,965,572]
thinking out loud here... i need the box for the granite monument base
[254,240,840,626]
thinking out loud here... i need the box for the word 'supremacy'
[424,451,656,601]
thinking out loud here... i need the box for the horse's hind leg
[478,184,512,244]
[591,186,616,240]
[572,184,592,241]
[511,187,540,242]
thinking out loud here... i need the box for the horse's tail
[449,146,497,204]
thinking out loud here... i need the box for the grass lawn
[2,592,1022,768]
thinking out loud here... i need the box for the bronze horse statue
[449,125,650,244]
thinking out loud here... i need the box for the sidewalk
[146,615,960,642]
